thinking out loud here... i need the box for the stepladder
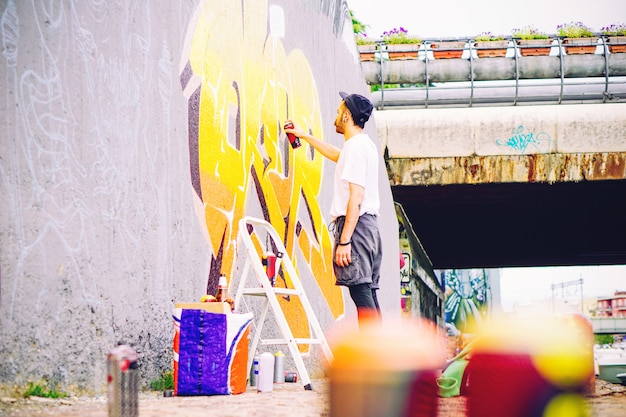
[232,216,334,390]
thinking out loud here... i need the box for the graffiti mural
[400,251,411,314]
[442,269,491,333]
[179,0,345,338]
[400,252,411,297]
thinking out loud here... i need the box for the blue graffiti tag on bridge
[496,125,551,154]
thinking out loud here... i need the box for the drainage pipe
[369,77,626,108]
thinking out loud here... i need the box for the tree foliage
[594,334,614,345]
[350,10,368,35]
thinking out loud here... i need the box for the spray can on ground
[274,351,285,383]
[215,274,228,302]
[107,344,139,417]
[249,351,260,387]
[285,372,298,383]
[257,352,275,393]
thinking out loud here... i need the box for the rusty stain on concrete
[527,154,536,183]
[593,153,625,179]
[387,152,626,186]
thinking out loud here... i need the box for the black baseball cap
[339,91,373,126]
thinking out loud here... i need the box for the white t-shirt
[330,133,380,219]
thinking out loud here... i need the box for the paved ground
[1,379,625,417]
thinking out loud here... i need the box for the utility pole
[551,277,584,314]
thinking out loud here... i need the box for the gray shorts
[332,214,382,289]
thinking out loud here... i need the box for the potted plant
[512,25,551,56]
[429,38,467,59]
[556,21,597,54]
[382,27,421,60]
[473,31,509,58]
[355,33,378,61]
[601,22,626,53]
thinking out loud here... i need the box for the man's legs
[371,288,380,311]
[349,283,380,324]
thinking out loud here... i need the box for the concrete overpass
[378,104,626,270]
[591,317,626,334]
[363,45,626,269]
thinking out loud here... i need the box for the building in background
[597,291,626,318]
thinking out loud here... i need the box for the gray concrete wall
[0,0,400,393]
[377,103,626,158]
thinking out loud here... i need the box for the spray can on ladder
[262,252,277,286]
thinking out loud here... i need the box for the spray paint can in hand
[250,351,260,387]
[274,351,285,383]
[284,122,301,149]
[257,352,275,393]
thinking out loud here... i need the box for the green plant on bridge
[557,21,594,38]
[601,22,626,36]
[355,32,376,45]
[370,83,427,93]
[475,31,505,42]
[382,27,421,44]
[511,25,549,40]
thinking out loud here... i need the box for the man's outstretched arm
[284,120,340,162]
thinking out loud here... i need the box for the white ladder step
[258,338,326,345]
[241,288,301,296]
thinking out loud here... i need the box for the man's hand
[284,119,341,162]
[284,119,307,138]
[335,182,362,267]
[335,243,351,267]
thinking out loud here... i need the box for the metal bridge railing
[360,35,626,109]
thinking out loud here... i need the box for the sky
[348,0,626,39]
[347,0,626,312]
[499,265,626,312]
